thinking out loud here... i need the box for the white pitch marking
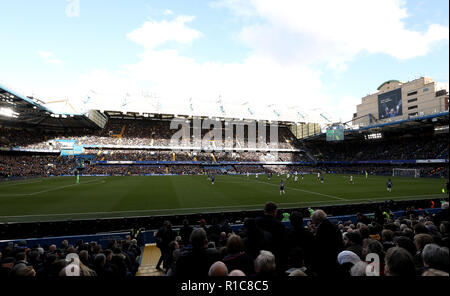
[0,179,44,187]
[251,179,349,201]
[0,193,444,221]
[0,178,107,197]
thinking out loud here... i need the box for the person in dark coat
[344,231,364,259]
[433,201,449,226]
[179,219,194,248]
[255,202,287,272]
[356,212,371,225]
[155,221,177,271]
[207,217,222,246]
[0,257,15,277]
[311,209,344,276]
[439,221,449,249]
[222,234,255,276]
[93,253,118,277]
[241,218,272,260]
[174,228,221,277]
[286,211,315,268]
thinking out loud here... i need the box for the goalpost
[392,168,421,178]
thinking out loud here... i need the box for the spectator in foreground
[222,234,255,276]
[384,247,416,276]
[255,202,287,272]
[350,261,368,276]
[155,221,177,272]
[287,211,315,268]
[208,261,228,276]
[285,247,313,276]
[288,269,307,276]
[241,218,272,260]
[0,257,15,277]
[438,221,449,249]
[311,209,344,276]
[337,250,361,276]
[173,228,221,277]
[421,243,449,273]
[362,238,386,275]
[179,219,193,248]
[343,232,364,259]
[414,233,433,269]
[422,269,449,276]
[254,250,276,277]
[228,269,246,276]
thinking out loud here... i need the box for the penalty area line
[0,178,107,197]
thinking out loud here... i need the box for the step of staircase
[135,243,164,276]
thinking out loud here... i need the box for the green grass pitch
[0,174,447,222]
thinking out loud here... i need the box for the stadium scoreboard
[326,125,344,141]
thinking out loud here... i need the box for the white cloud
[218,0,449,65]
[209,0,258,19]
[126,15,202,50]
[163,9,174,16]
[77,47,335,121]
[68,1,447,123]
[39,51,63,65]
[68,12,374,122]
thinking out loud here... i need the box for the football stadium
[1,78,448,279]
[0,1,449,285]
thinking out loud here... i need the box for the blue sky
[0,0,448,123]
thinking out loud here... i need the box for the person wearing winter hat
[337,250,361,276]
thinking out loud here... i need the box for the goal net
[392,168,420,178]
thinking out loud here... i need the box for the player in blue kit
[280,180,285,195]
[387,179,392,192]
[211,175,215,185]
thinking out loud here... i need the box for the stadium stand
[1,122,448,178]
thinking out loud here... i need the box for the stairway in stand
[136,243,164,276]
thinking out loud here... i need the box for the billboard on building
[378,88,402,119]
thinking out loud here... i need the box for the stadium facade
[353,77,449,127]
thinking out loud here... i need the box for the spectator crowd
[2,201,447,277]
[1,120,298,151]
[153,201,449,277]
[0,236,141,277]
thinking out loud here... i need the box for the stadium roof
[75,90,336,125]
[0,84,100,130]
[303,111,449,141]
[377,80,402,90]
[0,84,52,118]
[1,82,339,126]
